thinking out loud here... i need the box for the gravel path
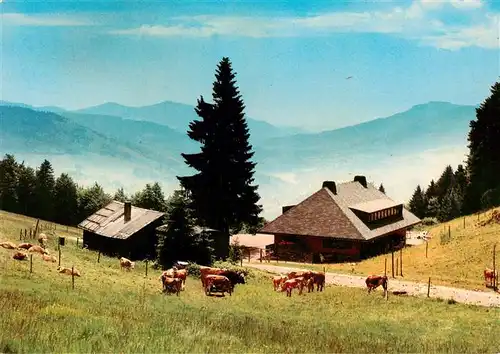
[246,263,500,308]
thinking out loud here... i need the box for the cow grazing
[204,274,233,296]
[42,254,57,263]
[17,243,33,250]
[484,268,498,287]
[57,266,81,277]
[13,251,27,261]
[312,271,326,292]
[162,277,182,296]
[281,278,304,297]
[119,257,135,271]
[200,266,225,288]
[365,275,388,294]
[273,275,287,291]
[28,245,49,255]
[162,267,188,285]
[0,241,17,250]
[219,270,245,291]
[38,233,48,247]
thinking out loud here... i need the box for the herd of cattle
[1,234,498,297]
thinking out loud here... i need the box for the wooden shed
[78,201,165,261]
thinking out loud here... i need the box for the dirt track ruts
[246,263,500,308]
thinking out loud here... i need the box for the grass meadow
[266,208,500,290]
[1,210,499,353]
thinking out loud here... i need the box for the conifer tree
[378,183,386,194]
[16,164,36,216]
[464,81,500,213]
[77,182,111,220]
[177,57,262,259]
[408,185,427,219]
[54,173,79,225]
[0,154,19,212]
[133,182,166,212]
[435,165,455,201]
[113,187,128,203]
[34,159,55,221]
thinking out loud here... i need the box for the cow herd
[272,270,326,297]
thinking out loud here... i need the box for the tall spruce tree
[435,165,455,201]
[408,185,427,219]
[464,81,500,213]
[134,182,166,212]
[378,183,386,194]
[0,154,19,212]
[16,164,36,216]
[177,57,262,259]
[113,187,128,203]
[34,159,55,221]
[53,173,79,225]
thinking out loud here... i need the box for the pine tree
[54,173,79,225]
[16,164,36,216]
[113,187,128,203]
[133,182,166,212]
[156,190,214,268]
[34,159,55,221]
[177,57,262,259]
[0,154,19,212]
[425,179,438,200]
[408,185,427,219]
[378,183,386,194]
[437,187,461,222]
[453,164,467,214]
[435,165,455,201]
[464,81,500,213]
[77,182,111,220]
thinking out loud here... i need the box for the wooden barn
[78,201,165,261]
[259,176,421,263]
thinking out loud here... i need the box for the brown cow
[200,267,225,288]
[162,277,182,296]
[13,251,27,261]
[17,242,33,250]
[0,241,17,250]
[42,254,57,263]
[484,268,498,287]
[365,275,388,294]
[58,266,81,277]
[281,278,305,297]
[28,245,49,255]
[272,275,287,291]
[119,257,135,271]
[312,271,326,292]
[204,274,233,296]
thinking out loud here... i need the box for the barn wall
[83,230,127,257]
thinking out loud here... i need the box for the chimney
[322,181,337,194]
[354,175,367,188]
[124,202,132,222]
[282,205,295,214]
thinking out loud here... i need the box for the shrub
[228,241,243,265]
[420,217,439,226]
[186,263,202,278]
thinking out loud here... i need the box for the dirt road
[246,263,500,308]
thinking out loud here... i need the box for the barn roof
[259,179,421,241]
[78,201,165,240]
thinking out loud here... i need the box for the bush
[211,261,253,278]
[186,263,202,278]
[228,242,243,264]
[420,217,439,226]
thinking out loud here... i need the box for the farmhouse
[259,176,421,263]
[78,201,165,261]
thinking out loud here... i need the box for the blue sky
[1,0,499,130]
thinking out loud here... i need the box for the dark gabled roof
[78,201,165,240]
[259,180,421,241]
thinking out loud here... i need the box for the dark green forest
[408,81,500,222]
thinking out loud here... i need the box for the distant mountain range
[0,99,477,218]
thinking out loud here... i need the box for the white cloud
[1,13,91,27]
[108,1,498,50]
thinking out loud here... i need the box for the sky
[1,0,499,131]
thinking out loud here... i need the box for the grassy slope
[267,208,500,290]
[1,210,499,353]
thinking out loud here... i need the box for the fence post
[72,266,75,290]
[463,217,465,229]
[400,248,403,277]
[24,229,27,239]
[396,258,399,276]
[240,255,243,267]
[260,249,262,263]
[97,251,101,263]
[426,240,428,258]
[19,229,22,240]
[29,229,32,238]
[384,257,387,276]
[145,260,148,277]
[391,250,395,278]
[493,244,497,291]
[248,248,251,263]
[58,246,61,267]
[448,225,451,240]
[30,254,33,273]
[427,277,431,297]
[76,238,79,248]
